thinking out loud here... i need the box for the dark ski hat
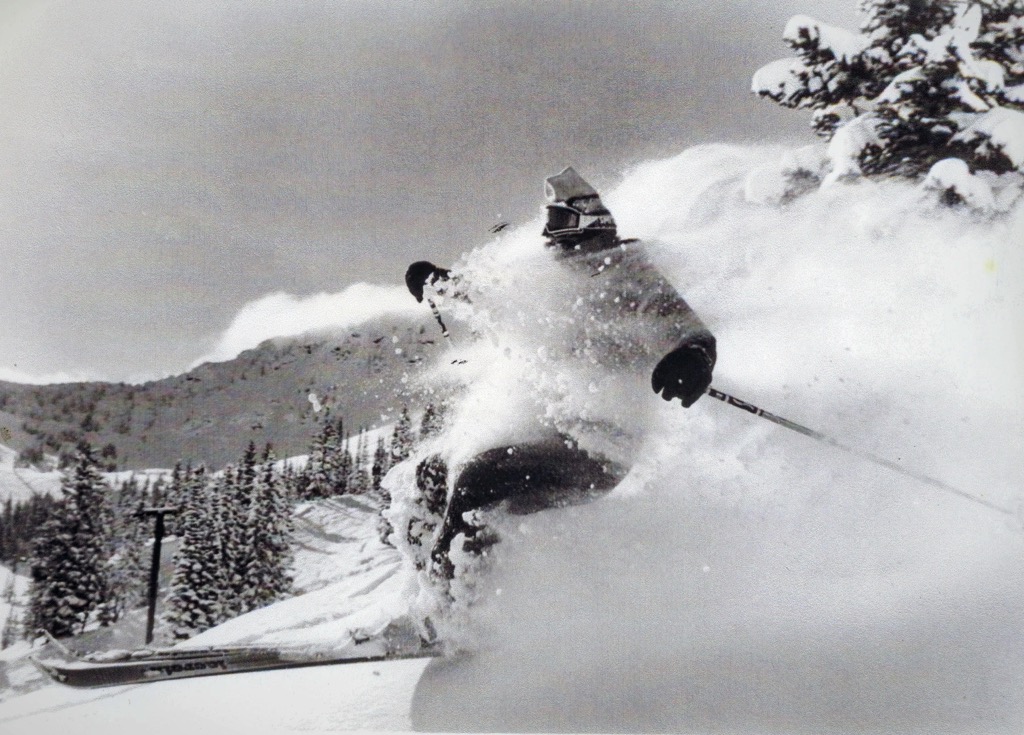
[542,167,617,250]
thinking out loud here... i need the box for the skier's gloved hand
[405,261,451,303]
[651,341,716,407]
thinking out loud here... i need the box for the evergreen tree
[348,428,371,495]
[418,402,445,440]
[753,0,1024,182]
[243,454,294,609]
[372,434,394,545]
[237,442,259,503]
[0,499,10,561]
[281,460,310,500]
[163,462,188,536]
[26,444,112,637]
[391,407,414,465]
[0,495,59,564]
[148,476,167,506]
[96,475,148,625]
[335,418,352,495]
[1,574,21,649]
[371,434,390,495]
[221,456,257,617]
[164,466,228,639]
[305,416,342,498]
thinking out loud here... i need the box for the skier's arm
[639,267,716,408]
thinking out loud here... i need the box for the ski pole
[426,298,452,343]
[704,386,1014,516]
[423,297,469,366]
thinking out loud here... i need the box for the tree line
[162,444,293,639]
[287,404,441,499]
[10,402,441,644]
[18,441,294,642]
[284,404,444,547]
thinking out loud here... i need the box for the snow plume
[193,283,421,366]
[412,144,1024,732]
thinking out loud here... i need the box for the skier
[395,166,716,590]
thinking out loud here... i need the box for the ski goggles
[543,203,616,240]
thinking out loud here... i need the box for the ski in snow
[31,630,441,688]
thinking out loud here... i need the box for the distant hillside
[0,314,441,470]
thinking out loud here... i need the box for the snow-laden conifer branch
[753,0,1024,205]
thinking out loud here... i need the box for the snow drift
[409,143,1024,732]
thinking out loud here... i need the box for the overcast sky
[0,0,856,383]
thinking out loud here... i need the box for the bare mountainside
[0,314,441,470]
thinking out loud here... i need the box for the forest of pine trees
[19,441,294,642]
[288,402,440,503]
[17,402,443,643]
[163,445,294,639]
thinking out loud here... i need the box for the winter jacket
[420,236,715,467]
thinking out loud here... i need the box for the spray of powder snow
[409,144,1024,733]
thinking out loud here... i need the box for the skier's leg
[430,436,626,579]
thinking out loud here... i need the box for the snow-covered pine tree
[162,462,190,537]
[301,423,326,500]
[281,459,310,500]
[372,433,394,545]
[26,443,112,638]
[371,433,390,494]
[391,407,414,465]
[304,414,341,498]
[0,505,8,562]
[164,466,228,638]
[753,0,1024,188]
[334,418,352,495]
[147,476,167,506]
[418,402,445,440]
[96,474,148,625]
[237,442,259,509]
[224,445,259,616]
[243,453,294,610]
[211,464,241,617]
[347,428,371,495]
[1,573,21,648]
[357,429,368,491]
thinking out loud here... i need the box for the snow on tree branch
[784,14,869,63]
[753,0,1024,206]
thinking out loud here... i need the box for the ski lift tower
[140,506,179,645]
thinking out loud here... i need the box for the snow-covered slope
[0,445,61,504]
[0,494,428,731]
[411,144,1024,732]
[2,143,1022,733]
[182,495,409,650]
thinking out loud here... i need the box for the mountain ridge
[0,313,441,471]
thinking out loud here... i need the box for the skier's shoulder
[557,236,648,269]
[572,239,674,289]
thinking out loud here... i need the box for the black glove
[651,341,716,407]
[405,261,451,303]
